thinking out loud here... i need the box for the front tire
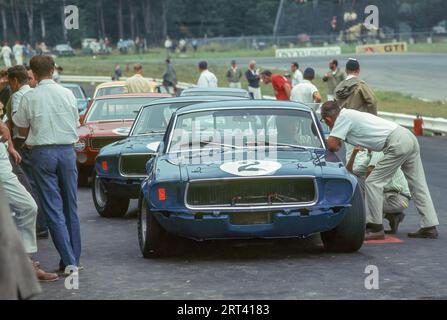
[321,186,365,253]
[92,174,129,218]
[137,197,174,258]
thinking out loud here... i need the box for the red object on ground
[364,235,403,244]
[414,114,423,136]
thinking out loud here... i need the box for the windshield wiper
[246,141,308,150]
[175,140,238,150]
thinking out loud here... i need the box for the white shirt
[197,70,218,88]
[290,80,319,104]
[11,84,33,139]
[1,46,11,58]
[13,79,79,146]
[13,44,23,56]
[330,108,398,152]
[292,69,303,87]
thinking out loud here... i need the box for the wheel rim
[140,203,148,245]
[94,176,107,208]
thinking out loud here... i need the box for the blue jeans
[31,145,81,267]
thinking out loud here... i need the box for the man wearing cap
[197,61,218,88]
[245,60,262,99]
[322,59,346,101]
[290,67,321,105]
[260,70,291,101]
[334,58,377,115]
[226,60,242,89]
[321,101,439,240]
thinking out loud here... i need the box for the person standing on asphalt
[0,121,58,281]
[125,64,156,93]
[13,55,82,275]
[1,42,12,68]
[334,58,377,115]
[113,64,122,81]
[245,60,262,99]
[260,70,291,101]
[226,60,242,89]
[322,59,346,101]
[290,67,322,104]
[290,62,303,87]
[197,61,218,88]
[6,65,48,240]
[321,101,440,241]
[162,59,177,94]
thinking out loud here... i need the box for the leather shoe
[365,229,385,241]
[36,230,49,239]
[384,212,405,234]
[408,227,438,239]
[32,262,59,282]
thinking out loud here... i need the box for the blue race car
[138,100,365,258]
[93,95,248,218]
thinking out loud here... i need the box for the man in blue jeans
[13,55,81,275]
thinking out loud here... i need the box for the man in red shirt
[260,70,291,100]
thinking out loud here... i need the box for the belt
[31,144,74,149]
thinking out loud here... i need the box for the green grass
[59,60,446,119]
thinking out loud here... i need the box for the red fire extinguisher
[414,113,423,136]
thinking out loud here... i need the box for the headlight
[74,139,86,152]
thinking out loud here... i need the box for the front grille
[186,177,316,208]
[90,137,125,150]
[119,154,154,176]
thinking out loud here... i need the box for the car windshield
[85,97,159,122]
[131,102,193,135]
[95,86,125,98]
[64,86,84,99]
[168,108,324,152]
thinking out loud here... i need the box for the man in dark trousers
[13,55,81,275]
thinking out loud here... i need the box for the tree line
[0,0,445,48]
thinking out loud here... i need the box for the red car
[75,93,171,185]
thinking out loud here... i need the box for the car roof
[94,93,171,100]
[181,87,251,97]
[140,95,249,107]
[96,81,126,89]
[61,83,81,88]
[175,99,313,114]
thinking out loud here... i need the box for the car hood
[158,149,348,181]
[99,133,164,156]
[78,120,134,138]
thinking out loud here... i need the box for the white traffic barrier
[263,95,447,134]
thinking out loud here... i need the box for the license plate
[230,212,272,225]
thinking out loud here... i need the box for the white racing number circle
[220,160,282,177]
[146,142,160,151]
[112,127,131,136]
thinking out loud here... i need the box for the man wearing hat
[320,101,439,240]
[290,67,321,105]
[226,60,242,89]
[334,58,377,115]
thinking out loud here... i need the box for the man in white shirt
[125,63,156,93]
[197,61,218,88]
[291,62,303,87]
[13,55,82,275]
[1,42,12,68]
[321,101,439,240]
[290,67,321,105]
[12,41,23,66]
